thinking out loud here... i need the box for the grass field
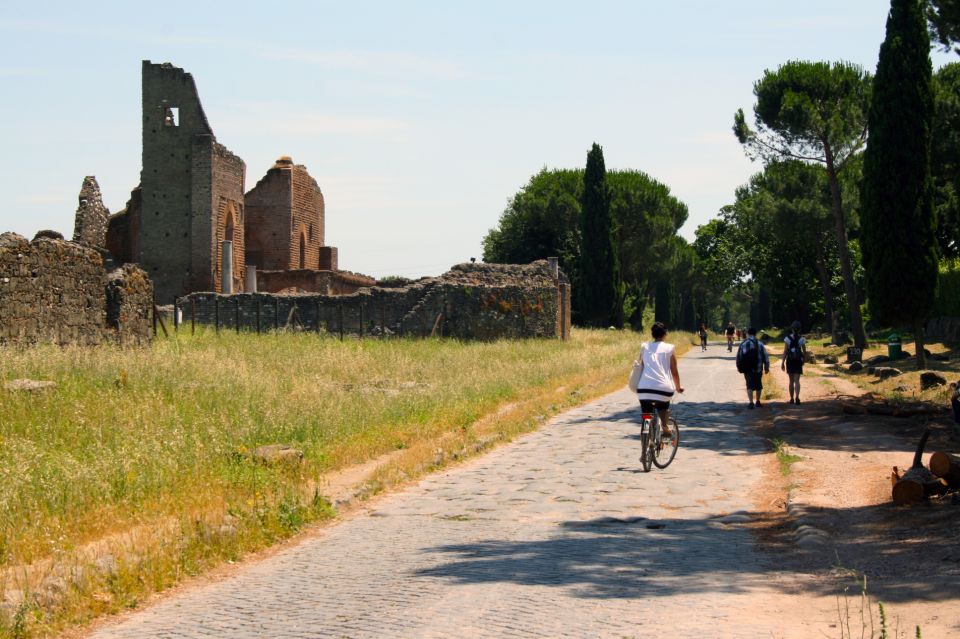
[0,327,693,637]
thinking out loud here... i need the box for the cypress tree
[861,0,938,369]
[577,143,621,327]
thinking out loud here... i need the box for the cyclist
[635,321,684,438]
[725,322,736,351]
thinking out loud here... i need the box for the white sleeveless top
[636,341,676,402]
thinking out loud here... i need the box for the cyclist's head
[651,322,667,340]
[747,326,758,336]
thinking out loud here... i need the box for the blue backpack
[737,339,759,373]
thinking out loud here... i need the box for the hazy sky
[0,1,953,278]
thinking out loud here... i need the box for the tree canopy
[734,59,872,348]
[861,0,938,368]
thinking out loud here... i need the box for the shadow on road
[414,505,960,604]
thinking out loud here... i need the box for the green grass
[0,327,690,637]
[769,437,803,476]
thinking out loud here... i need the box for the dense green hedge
[935,259,960,316]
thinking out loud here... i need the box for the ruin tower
[72,176,110,248]
[244,156,330,271]
[139,61,246,302]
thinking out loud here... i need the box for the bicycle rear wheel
[652,417,679,468]
[639,418,653,472]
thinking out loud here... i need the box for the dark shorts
[639,399,670,412]
[744,372,763,391]
[785,360,804,375]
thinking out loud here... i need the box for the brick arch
[216,199,245,292]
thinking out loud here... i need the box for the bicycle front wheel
[652,417,680,468]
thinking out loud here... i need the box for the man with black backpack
[736,326,770,409]
[781,320,806,404]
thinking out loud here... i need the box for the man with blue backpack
[736,326,770,409]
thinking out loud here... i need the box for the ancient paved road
[91,345,828,639]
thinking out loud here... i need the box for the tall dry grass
[0,327,689,637]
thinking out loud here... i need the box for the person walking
[698,323,708,352]
[634,321,684,438]
[736,326,770,409]
[781,320,807,404]
[725,322,736,352]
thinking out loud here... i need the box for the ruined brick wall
[0,233,153,346]
[105,187,141,264]
[209,143,245,294]
[179,260,567,340]
[138,60,245,303]
[73,176,110,248]
[244,158,324,272]
[319,246,338,271]
[290,163,324,268]
[244,159,293,271]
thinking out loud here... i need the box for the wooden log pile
[891,429,960,505]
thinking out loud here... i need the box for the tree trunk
[915,318,927,370]
[824,147,868,349]
[814,250,838,343]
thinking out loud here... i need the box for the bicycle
[639,411,680,471]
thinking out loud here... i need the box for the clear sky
[0,1,953,278]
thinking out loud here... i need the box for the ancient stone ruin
[179,260,572,341]
[104,61,371,303]
[0,232,153,346]
[0,61,571,345]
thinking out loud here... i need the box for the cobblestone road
[90,345,829,638]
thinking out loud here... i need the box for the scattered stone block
[823,354,839,364]
[4,379,56,393]
[848,361,863,372]
[920,371,947,390]
[252,444,304,465]
[874,367,903,380]
[865,354,890,365]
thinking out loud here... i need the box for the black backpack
[737,339,759,373]
[786,334,804,363]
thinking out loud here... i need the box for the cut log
[892,429,935,505]
[928,451,960,486]
[893,466,939,505]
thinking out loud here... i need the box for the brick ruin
[178,260,572,341]
[0,61,571,345]
[104,61,371,303]
[0,232,153,346]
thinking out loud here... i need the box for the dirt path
[763,354,960,636]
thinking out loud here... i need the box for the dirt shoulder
[751,353,960,637]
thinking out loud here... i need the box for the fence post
[316,299,322,334]
[214,297,220,334]
[152,299,157,337]
[274,298,280,331]
[359,302,364,340]
[339,302,344,341]
[190,297,195,335]
[173,300,180,333]
[256,298,261,334]
[380,298,386,338]
[235,297,241,334]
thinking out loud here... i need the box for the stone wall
[256,269,375,295]
[179,260,569,340]
[0,233,153,346]
[72,176,110,248]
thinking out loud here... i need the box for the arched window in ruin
[225,210,236,245]
[299,233,306,269]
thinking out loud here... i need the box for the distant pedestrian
[698,323,708,351]
[736,326,770,409]
[781,320,807,404]
[725,322,736,352]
